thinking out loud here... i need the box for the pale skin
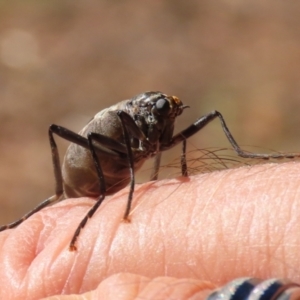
[0,162,299,299]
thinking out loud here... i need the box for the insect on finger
[1,91,300,251]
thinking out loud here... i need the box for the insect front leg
[160,110,300,165]
[149,140,188,180]
[116,111,139,221]
[150,152,162,181]
[181,139,188,177]
[0,127,66,231]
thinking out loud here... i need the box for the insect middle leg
[68,132,107,251]
[160,110,300,160]
[48,123,135,251]
[68,114,136,251]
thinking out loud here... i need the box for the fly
[0,91,299,251]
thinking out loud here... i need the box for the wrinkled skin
[1,162,300,300]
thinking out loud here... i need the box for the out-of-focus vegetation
[1,1,300,222]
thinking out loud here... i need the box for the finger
[0,161,299,299]
[42,273,215,300]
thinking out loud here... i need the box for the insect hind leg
[0,125,66,231]
[0,194,62,231]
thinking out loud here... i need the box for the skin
[0,161,299,299]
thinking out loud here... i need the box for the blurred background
[1,0,300,223]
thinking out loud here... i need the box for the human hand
[0,162,299,299]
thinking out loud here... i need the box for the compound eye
[155,98,170,116]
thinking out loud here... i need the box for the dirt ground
[1,1,300,223]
